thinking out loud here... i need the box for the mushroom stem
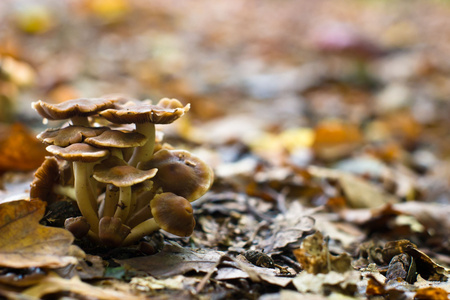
[102,184,120,217]
[114,186,132,221]
[52,184,77,200]
[73,161,99,234]
[128,122,155,167]
[70,116,90,127]
[122,218,159,246]
[126,204,152,228]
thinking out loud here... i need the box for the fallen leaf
[0,199,80,268]
[293,231,352,274]
[0,123,48,173]
[118,243,223,277]
[22,273,145,300]
[308,166,399,208]
[293,270,361,295]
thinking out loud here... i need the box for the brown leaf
[0,199,79,268]
[118,243,223,278]
[293,231,352,274]
[0,123,48,173]
[22,273,145,300]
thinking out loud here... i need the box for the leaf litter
[0,0,450,299]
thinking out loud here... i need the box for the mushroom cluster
[30,97,213,247]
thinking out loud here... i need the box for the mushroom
[46,143,110,234]
[64,216,90,239]
[84,129,147,159]
[123,192,195,246]
[99,98,190,166]
[32,97,119,126]
[93,156,157,222]
[30,156,76,204]
[98,216,131,247]
[37,126,108,147]
[139,149,214,202]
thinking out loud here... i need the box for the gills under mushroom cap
[150,192,195,237]
[30,156,60,204]
[139,149,213,202]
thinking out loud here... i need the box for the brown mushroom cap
[37,126,108,147]
[84,129,147,149]
[30,156,60,204]
[32,98,118,120]
[98,216,131,247]
[93,156,157,187]
[99,98,190,124]
[140,149,213,202]
[46,143,110,162]
[150,192,195,237]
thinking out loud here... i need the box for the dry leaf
[23,273,145,300]
[308,166,399,208]
[0,123,48,173]
[118,243,223,277]
[293,231,352,274]
[0,199,79,268]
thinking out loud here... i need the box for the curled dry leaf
[0,123,48,173]
[0,199,81,268]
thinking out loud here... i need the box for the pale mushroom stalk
[73,161,99,234]
[126,203,152,228]
[122,218,159,246]
[102,184,120,217]
[52,184,77,200]
[70,116,90,127]
[114,186,132,221]
[128,122,155,167]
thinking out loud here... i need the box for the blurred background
[1,0,450,183]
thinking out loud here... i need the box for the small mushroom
[99,98,190,166]
[37,126,108,147]
[32,97,118,126]
[84,129,147,159]
[93,156,157,222]
[64,216,90,239]
[123,192,195,246]
[98,216,131,247]
[46,143,110,234]
[139,149,213,202]
[30,156,76,204]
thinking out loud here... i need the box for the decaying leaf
[118,243,223,277]
[308,166,399,208]
[293,270,361,295]
[0,199,81,268]
[293,231,352,274]
[0,123,48,173]
[22,273,145,300]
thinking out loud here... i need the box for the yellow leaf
[0,199,79,268]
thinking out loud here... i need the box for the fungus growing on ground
[31,96,212,247]
[99,98,190,166]
[124,192,195,246]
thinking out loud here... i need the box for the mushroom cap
[30,156,60,204]
[99,98,190,124]
[84,129,147,149]
[32,98,118,120]
[64,216,90,239]
[93,156,157,187]
[37,126,108,147]
[98,216,131,247]
[150,192,195,237]
[46,143,110,163]
[140,149,213,202]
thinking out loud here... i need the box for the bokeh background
[1,0,450,183]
